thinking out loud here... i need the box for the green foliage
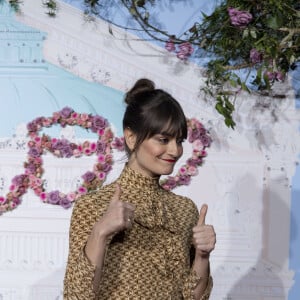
[8,0,300,128]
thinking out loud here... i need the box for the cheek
[143,143,162,157]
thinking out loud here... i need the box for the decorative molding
[0,1,297,299]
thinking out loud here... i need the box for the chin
[160,167,175,176]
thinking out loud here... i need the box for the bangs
[143,102,187,140]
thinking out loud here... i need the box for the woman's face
[128,133,183,178]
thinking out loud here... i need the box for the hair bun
[125,78,155,104]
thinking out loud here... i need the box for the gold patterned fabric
[64,166,212,299]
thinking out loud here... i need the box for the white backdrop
[0,1,299,299]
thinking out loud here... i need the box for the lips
[161,158,177,163]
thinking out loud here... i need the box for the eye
[158,137,169,144]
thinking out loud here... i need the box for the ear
[124,127,137,151]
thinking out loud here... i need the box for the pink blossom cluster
[165,40,194,61]
[228,7,253,28]
[250,48,263,64]
[264,70,285,82]
[0,174,29,213]
[0,107,118,214]
[0,106,212,214]
[160,118,211,190]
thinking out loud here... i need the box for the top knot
[124,78,155,105]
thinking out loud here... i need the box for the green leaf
[242,29,249,38]
[225,117,236,129]
[225,99,234,112]
[129,7,137,16]
[135,0,145,7]
[241,82,250,92]
[250,29,257,39]
[266,15,283,29]
[229,79,238,88]
[290,55,296,64]
[215,102,224,114]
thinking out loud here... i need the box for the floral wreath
[0,107,211,214]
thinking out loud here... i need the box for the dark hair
[123,78,187,155]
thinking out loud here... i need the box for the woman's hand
[192,204,216,257]
[85,184,135,266]
[95,183,135,239]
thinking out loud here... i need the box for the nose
[167,139,182,157]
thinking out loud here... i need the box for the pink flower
[162,184,171,190]
[275,71,285,82]
[82,171,96,182]
[112,137,125,151]
[9,184,16,191]
[187,165,198,176]
[0,204,8,212]
[78,186,87,194]
[178,174,191,185]
[33,187,43,195]
[98,129,105,136]
[98,154,105,163]
[177,42,194,60]
[10,202,17,208]
[67,192,76,202]
[228,7,252,28]
[0,196,6,204]
[34,136,42,143]
[264,70,276,81]
[84,148,91,155]
[40,192,47,201]
[52,112,60,122]
[179,166,187,175]
[193,139,204,151]
[42,118,52,127]
[73,149,81,157]
[80,113,89,121]
[90,142,97,152]
[179,42,194,55]
[250,48,263,64]
[98,172,106,180]
[165,39,176,52]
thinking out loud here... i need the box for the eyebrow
[159,131,181,138]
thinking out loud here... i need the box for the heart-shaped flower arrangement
[0,107,211,214]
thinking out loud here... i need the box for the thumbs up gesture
[192,204,216,257]
[95,183,135,239]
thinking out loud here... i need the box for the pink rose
[165,39,175,52]
[228,7,253,28]
[193,139,204,151]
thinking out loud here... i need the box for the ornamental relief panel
[2,1,296,299]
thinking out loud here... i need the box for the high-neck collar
[117,164,160,191]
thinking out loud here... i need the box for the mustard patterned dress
[64,166,212,299]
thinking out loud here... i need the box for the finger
[198,204,208,226]
[111,183,122,203]
[123,202,135,211]
[125,216,133,228]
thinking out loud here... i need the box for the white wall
[0,1,299,299]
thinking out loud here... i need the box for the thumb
[111,183,122,203]
[198,204,208,226]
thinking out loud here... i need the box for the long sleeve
[63,192,107,299]
[181,202,213,300]
[182,270,213,300]
[63,165,215,299]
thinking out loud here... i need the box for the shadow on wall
[27,267,65,300]
[223,174,296,299]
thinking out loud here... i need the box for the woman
[63,78,216,299]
